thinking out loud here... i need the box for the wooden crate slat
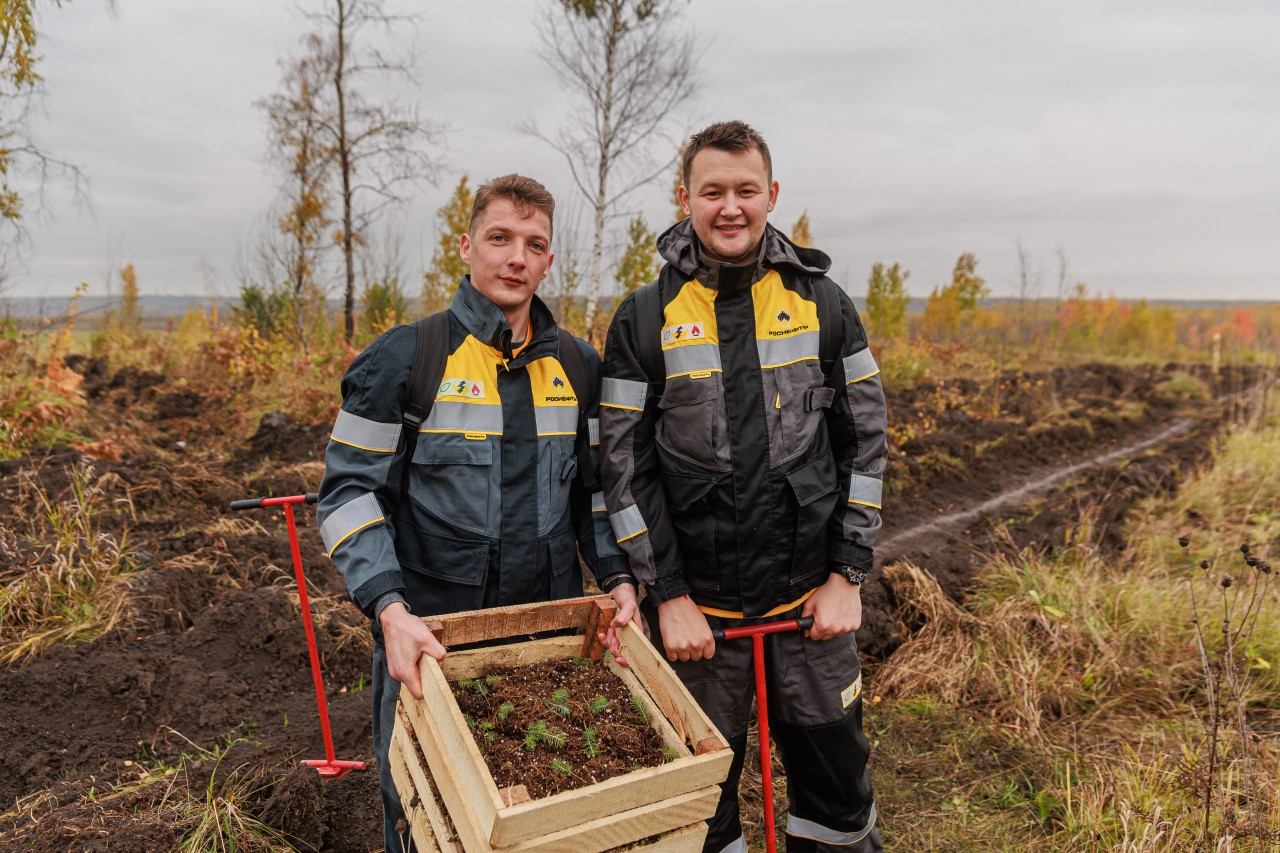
[426,596,614,647]
[490,742,728,846]
[615,622,726,752]
[408,658,503,849]
[626,822,711,853]
[441,635,583,681]
[389,711,448,853]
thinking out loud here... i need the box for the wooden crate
[389,596,732,852]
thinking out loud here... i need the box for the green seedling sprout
[546,687,571,717]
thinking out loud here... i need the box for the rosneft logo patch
[437,378,486,399]
[662,321,706,345]
[769,315,811,337]
[544,375,577,403]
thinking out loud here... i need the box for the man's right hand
[656,595,715,662]
[380,602,446,700]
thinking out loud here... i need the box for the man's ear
[678,185,692,218]
[459,232,473,267]
[767,179,780,213]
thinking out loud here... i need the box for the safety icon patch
[661,321,706,345]
[438,378,486,399]
[841,673,863,709]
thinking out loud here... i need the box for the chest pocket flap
[413,436,493,465]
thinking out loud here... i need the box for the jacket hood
[654,218,832,283]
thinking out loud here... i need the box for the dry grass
[873,395,1280,851]
[0,462,136,664]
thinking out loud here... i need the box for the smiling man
[317,174,633,852]
[601,122,887,852]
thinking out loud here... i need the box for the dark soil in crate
[450,657,672,800]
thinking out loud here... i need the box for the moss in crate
[450,657,674,799]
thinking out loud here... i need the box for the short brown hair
[680,121,772,187]
[469,174,556,237]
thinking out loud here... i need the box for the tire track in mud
[860,377,1273,659]
[876,414,1197,559]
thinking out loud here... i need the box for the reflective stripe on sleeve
[588,417,600,447]
[843,348,880,383]
[535,404,578,436]
[609,504,648,542]
[757,330,819,368]
[712,837,746,853]
[786,805,877,846]
[320,492,385,557]
[601,378,647,412]
[591,492,607,513]
[663,343,722,378]
[422,400,503,434]
[330,409,401,453]
[848,474,883,509]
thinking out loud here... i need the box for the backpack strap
[400,311,451,506]
[633,279,665,404]
[556,329,600,492]
[812,276,844,384]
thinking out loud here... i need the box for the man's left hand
[800,573,863,641]
[600,583,641,667]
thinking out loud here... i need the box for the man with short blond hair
[319,173,634,852]
[601,122,886,852]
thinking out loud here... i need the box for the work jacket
[318,277,628,620]
[599,221,887,617]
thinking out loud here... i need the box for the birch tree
[526,0,699,336]
[302,0,445,342]
[258,35,334,349]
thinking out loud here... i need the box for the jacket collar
[654,218,833,289]
[448,275,559,358]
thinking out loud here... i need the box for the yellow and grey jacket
[600,221,887,617]
[318,277,628,620]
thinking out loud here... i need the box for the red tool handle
[225,491,365,778]
[711,615,813,641]
[709,613,814,853]
[230,492,318,511]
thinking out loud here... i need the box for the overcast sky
[11,0,1279,301]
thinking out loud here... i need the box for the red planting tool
[712,615,814,853]
[230,492,366,779]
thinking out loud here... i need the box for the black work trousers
[645,601,883,852]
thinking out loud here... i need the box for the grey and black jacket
[318,277,629,622]
[599,220,888,618]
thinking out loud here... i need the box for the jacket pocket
[655,374,728,471]
[538,436,576,536]
[408,434,494,536]
[763,360,827,465]
[663,472,721,592]
[784,453,839,579]
[547,532,584,600]
[394,520,491,613]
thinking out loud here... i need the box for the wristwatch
[833,564,870,586]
